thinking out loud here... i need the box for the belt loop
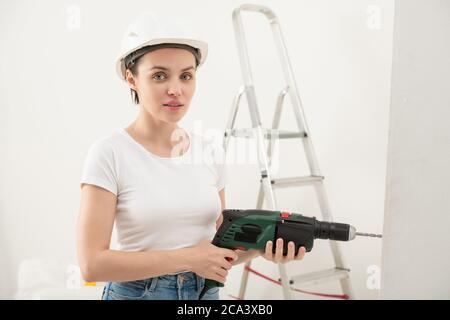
[145,276,158,293]
[101,282,111,300]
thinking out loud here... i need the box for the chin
[162,115,185,124]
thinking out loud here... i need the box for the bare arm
[216,188,261,267]
[77,184,192,282]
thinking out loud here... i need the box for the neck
[129,107,184,148]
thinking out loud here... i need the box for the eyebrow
[148,66,195,72]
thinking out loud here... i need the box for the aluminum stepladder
[223,4,354,300]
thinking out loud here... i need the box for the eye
[152,73,167,81]
[181,73,193,81]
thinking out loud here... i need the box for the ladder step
[269,175,324,188]
[225,128,307,139]
[288,268,350,287]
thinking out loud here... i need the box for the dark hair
[127,60,141,105]
[125,44,201,105]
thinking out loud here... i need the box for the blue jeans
[101,271,220,300]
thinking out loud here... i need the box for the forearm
[81,247,192,283]
[232,249,261,266]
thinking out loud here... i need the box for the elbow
[80,266,96,283]
[78,254,100,283]
[79,260,96,283]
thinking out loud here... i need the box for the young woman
[77,13,306,300]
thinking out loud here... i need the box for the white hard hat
[116,12,208,81]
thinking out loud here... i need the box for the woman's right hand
[186,239,238,284]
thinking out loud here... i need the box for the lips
[163,100,183,107]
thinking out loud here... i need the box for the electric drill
[198,209,381,299]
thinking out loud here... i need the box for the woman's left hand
[261,238,306,263]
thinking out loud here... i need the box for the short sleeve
[80,139,118,196]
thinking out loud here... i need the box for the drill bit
[348,226,382,240]
[355,232,382,238]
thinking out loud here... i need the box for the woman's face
[126,48,197,124]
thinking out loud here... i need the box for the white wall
[381,0,450,299]
[0,0,393,299]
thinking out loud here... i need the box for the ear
[125,69,137,91]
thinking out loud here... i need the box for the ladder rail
[267,86,289,165]
[224,85,247,152]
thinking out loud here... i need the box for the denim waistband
[126,271,204,291]
[102,271,216,300]
[159,271,203,288]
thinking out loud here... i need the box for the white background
[0,0,393,299]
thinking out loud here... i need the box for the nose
[167,80,182,97]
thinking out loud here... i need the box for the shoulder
[85,130,124,158]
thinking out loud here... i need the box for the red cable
[228,265,349,300]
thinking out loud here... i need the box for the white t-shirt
[80,127,227,254]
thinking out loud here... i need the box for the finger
[265,241,273,259]
[219,257,233,268]
[220,261,233,270]
[296,246,306,260]
[286,241,295,261]
[216,266,228,278]
[274,238,283,262]
[223,249,238,262]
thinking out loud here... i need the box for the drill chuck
[315,220,357,241]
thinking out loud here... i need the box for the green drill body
[199,209,353,297]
